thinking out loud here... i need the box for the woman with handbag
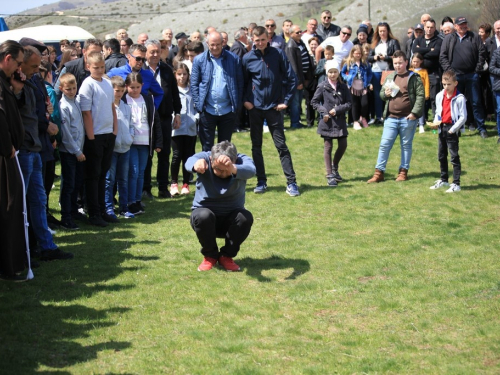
[342,45,373,129]
[368,22,400,124]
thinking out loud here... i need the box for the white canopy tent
[0,25,94,44]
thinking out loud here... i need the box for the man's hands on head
[193,158,209,174]
[194,155,237,177]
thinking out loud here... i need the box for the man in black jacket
[440,17,488,138]
[316,10,341,40]
[413,19,443,116]
[143,39,182,198]
[229,29,248,59]
[104,38,127,73]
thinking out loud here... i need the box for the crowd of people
[1,11,500,277]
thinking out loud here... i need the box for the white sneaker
[430,180,450,190]
[263,125,269,133]
[368,118,376,125]
[170,183,179,196]
[419,125,425,133]
[446,183,461,193]
[353,122,362,130]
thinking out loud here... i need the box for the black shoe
[290,123,305,129]
[102,212,118,223]
[326,174,338,187]
[331,170,343,182]
[88,215,109,227]
[40,248,74,261]
[480,131,488,139]
[46,213,61,227]
[158,190,171,199]
[60,219,80,230]
[142,190,154,199]
[72,212,88,222]
[128,203,144,215]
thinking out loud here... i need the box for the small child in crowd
[124,72,163,215]
[315,45,334,84]
[429,70,466,193]
[79,51,118,227]
[170,63,198,196]
[341,45,373,130]
[105,76,135,219]
[311,60,352,187]
[58,73,85,229]
[410,52,430,133]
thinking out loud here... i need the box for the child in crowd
[79,51,118,227]
[105,76,135,219]
[58,73,85,229]
[124,72,163,215]
[170,63,198,196]
[410,52,430,133]
[429,70,466,193]
[315,45,334,84]
[341,45,373,130]
[311,60,352,187]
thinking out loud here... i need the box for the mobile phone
[12,71,22,81]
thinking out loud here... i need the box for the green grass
[1,121,500,374]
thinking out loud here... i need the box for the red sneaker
[218,256,241,272]
[198,257,217,271]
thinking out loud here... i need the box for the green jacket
[380,71,425,118]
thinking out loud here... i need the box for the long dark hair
[371,22,398,49]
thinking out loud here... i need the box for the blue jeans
[456,72,485,132]
[128,145,149,203]
[59,152,85,221]
[106,151,130,213]
[18,150,57,251]
[371,71,383,120]
[375,117,418,171]
[495,91,500,136]
[289,88,303,127]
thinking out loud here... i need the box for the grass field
[1,120,499,374]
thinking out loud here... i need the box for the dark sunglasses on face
[265,24,276,28]
[342,31,352,36]
[130,55,146,63]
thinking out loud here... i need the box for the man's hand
[77,153,86,162]
[173,114,181,129]
[193,158,209,174]
[10,146,16,159]
[406,113,417,120]
[329,108,336,116]
[323,114,330,122]
[211,155,237,176]
[244,101,254,110]
[10,71,25,94]
[155,148,161,153]
[297,84,303,90]
[47,122,59,136]
[275,103,287,112]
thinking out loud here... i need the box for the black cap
[455,17,467,25]
[414,23,424,30]
[175,32,188,40]
[19,37,47,53]
[356,26,368,35]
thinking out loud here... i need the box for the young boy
[429,70,466,193]
[79,51,118,227]
[105,76,135,219]
[315,45,334,84]
[58,73,85,229]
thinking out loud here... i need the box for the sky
[1,0,56,16]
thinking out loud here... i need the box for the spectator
[230,29,248,59]
[317,10,341,40]
[315,25,354,67]
[221,32,230,51]
[280,19,293,42]
[116,29,129,40]
[489,38,500,143]
[167,32,189,66]
[265,19,286,50]
[353,26,369,46]
[120,38,133,55]
[406,23,424,63]
[161,29,174,51]
[103,38,127,72]
[301,18,323,54]
[137,33,149,45]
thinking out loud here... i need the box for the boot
[367,169,384,183]
[360,117,368,128]
[395,168,408,181]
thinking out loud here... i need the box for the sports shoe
[60,219,79,230]
[88,215,109,227]
[419,124,425,133]
[326,174,338,187]
[446,183,461,193]
[72,212,87,222]
[254,181,267,194]
[40,248,74,261]
[170,183,179,196]
[181,183,190,195]
[480,131,488,139]
[429,180,449,190]
[218,256,241,271]
[353,121,362,130]
[102,211,118,223]
[469,125,476,132]
[119,211,135,219]
[331,169,343,182]
[142,190,154,199]
[286,182,300,196]
[198,256,217,271]
[128,202,144,215]
[158,190,172,198]
[367,118,376,125]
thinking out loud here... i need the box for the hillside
[5,0,483,43]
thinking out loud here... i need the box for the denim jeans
[199,111,235,152]
[456,72,485,132]
[289,88,303,127]
[495,91,500,136]
[18,150,57,251]
[128,145,149,203]
[59,152,85,221]
[371,71,383,119]
[106,151,130,213]
[375,117,418,171]
[248,107,297,184]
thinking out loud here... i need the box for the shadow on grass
[462,183,499,190]
[238,255,310,282]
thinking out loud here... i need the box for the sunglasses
[265,24,276,28]
[323,16,331,19]
[378,22,389,27]
[130,54,146,63]
[341,31,352,36]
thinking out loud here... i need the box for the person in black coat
[311,60,352,187]
[229,29,248,59]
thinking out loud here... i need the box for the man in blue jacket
[107,44,163,109]
[242,26,301,197]
[191,32,243,151]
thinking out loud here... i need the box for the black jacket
[489,48,500,91]
[412,33,443,75]
[155,61,182,120]
[484,36,499,64]
[230,41,248,59]
[285,39,313,86]
[368,38,401,70]
[62,57,89,92]
[439,31,486,73]
[105,53,127,73]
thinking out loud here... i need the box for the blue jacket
[191,49,243,113]
[107,64,164,109]
[242,44,297,110]
[341,62,373,89]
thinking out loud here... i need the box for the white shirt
[320,36,353,66]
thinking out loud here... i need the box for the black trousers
[144,116,172,193]
[190,207,253,259]
[84,133,115,217]
[438,125,461,185]
[199,111,235,152]
[171,135,197,184]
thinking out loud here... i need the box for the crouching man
[186,141,255,272]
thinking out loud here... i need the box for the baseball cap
[175,32,188,40]
[19,37,47,53]
[455,17,467,25]
[414,23,424,30]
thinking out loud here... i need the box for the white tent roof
[0,25,94,43]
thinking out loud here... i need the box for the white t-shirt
[127,94,150,145]
[320,36,354,67]
[78,76,114,135]
[371,41,389,72]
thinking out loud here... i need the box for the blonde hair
[110,75,125,88]
[345,45,366,67]
[86,51,104,64]
[59,72,77,87]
